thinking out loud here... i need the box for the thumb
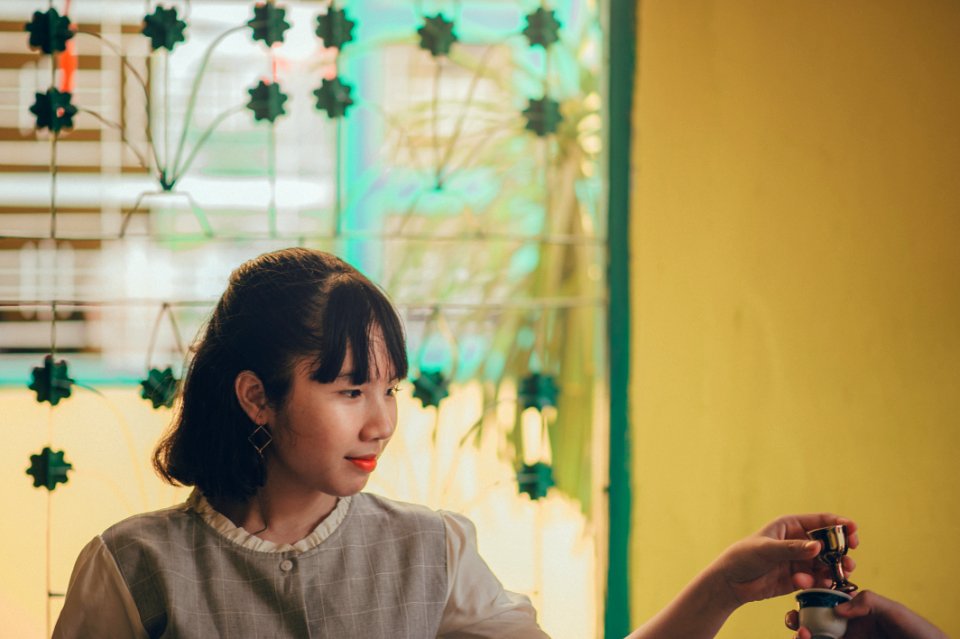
[834,592,873,619]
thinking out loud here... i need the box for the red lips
[346,456,377,472]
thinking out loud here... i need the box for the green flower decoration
[248,3,291,46]
[313,77,354,119]
[315,7,356,50]
[30,89,78,133]
[519,372,559,411]
[522,7,562,48]
[517,461,554,500]
[27,447,73,491]
[28,355,73,406]
[417,14,457,57]
[246,80,288,122]
[140,367,179,409]
[141,5,187,52]
[25,8,74,55]
[411,370,450,408]
[522,96,563,137]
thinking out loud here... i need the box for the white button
[279,559,294,572]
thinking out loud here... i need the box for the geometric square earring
[248,422,273,456]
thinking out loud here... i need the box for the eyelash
[341,385,402,398]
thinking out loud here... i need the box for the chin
[332,481,367,497]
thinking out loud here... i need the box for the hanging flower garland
[28,355,74,406]
[247,79,288,122]
[315,6,355,50]
[522,7,562,48]
[140,366,179,409]
[313,3,357,120]
[25,8,74,54]
[142,5,187,52]
[417,14,457,57]
[411,369,451,409]
[518,371,559,411]
[30,88,78,133]
[517,461,555,500]
[515,373,559,500]
[314,77,354,119]
[520,7,563,137]
[26,447,73,491]
[248,2,291,47]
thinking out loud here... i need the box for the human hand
[709,513,858,608]
[785,590,948,639]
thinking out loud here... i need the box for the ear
[235,370,272,425]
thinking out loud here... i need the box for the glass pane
[0,1,607,636]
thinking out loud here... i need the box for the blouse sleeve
[53,536,148,639]
[437,511,550,638]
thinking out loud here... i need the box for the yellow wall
[630,1,960,636]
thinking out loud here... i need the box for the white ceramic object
[796,588,853,639]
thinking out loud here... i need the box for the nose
[360,395,397,442]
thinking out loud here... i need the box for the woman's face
[263,338,401,499]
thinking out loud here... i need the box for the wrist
[700,557,743,617]
[629,560,741,639]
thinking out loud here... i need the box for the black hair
[153,248,408,503]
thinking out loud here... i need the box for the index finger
[776,514,859,549]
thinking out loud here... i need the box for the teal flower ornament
[27,447,73,491]
[313,77,354,119]
[248,3,291,46]
[522,7,562,48]
[140,367,179,409]
[417,14,457,57]
[30,88,78,133]
[246,80,288,122]
[411,370,450,408]
[517,462,555,500]
[28,355,73,406]
[518,372,559,411]
[25,8,74,55]
[315,7,356,50]
[522,97,563,137]
[141,6,187,52]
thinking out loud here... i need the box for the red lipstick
[347,456,377,472]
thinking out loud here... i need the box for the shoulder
[352,492,438,514]
[100,501,194,550]
[351,493,448,535]
[352,492,444,519]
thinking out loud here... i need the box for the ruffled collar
[186,489,352,554]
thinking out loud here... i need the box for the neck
[214,482,339,545]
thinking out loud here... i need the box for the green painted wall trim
[604,0,635,637]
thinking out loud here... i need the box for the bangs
[310,276,408,384]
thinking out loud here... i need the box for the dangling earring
[249,421,273,456]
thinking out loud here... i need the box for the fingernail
[804,541,819,551]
